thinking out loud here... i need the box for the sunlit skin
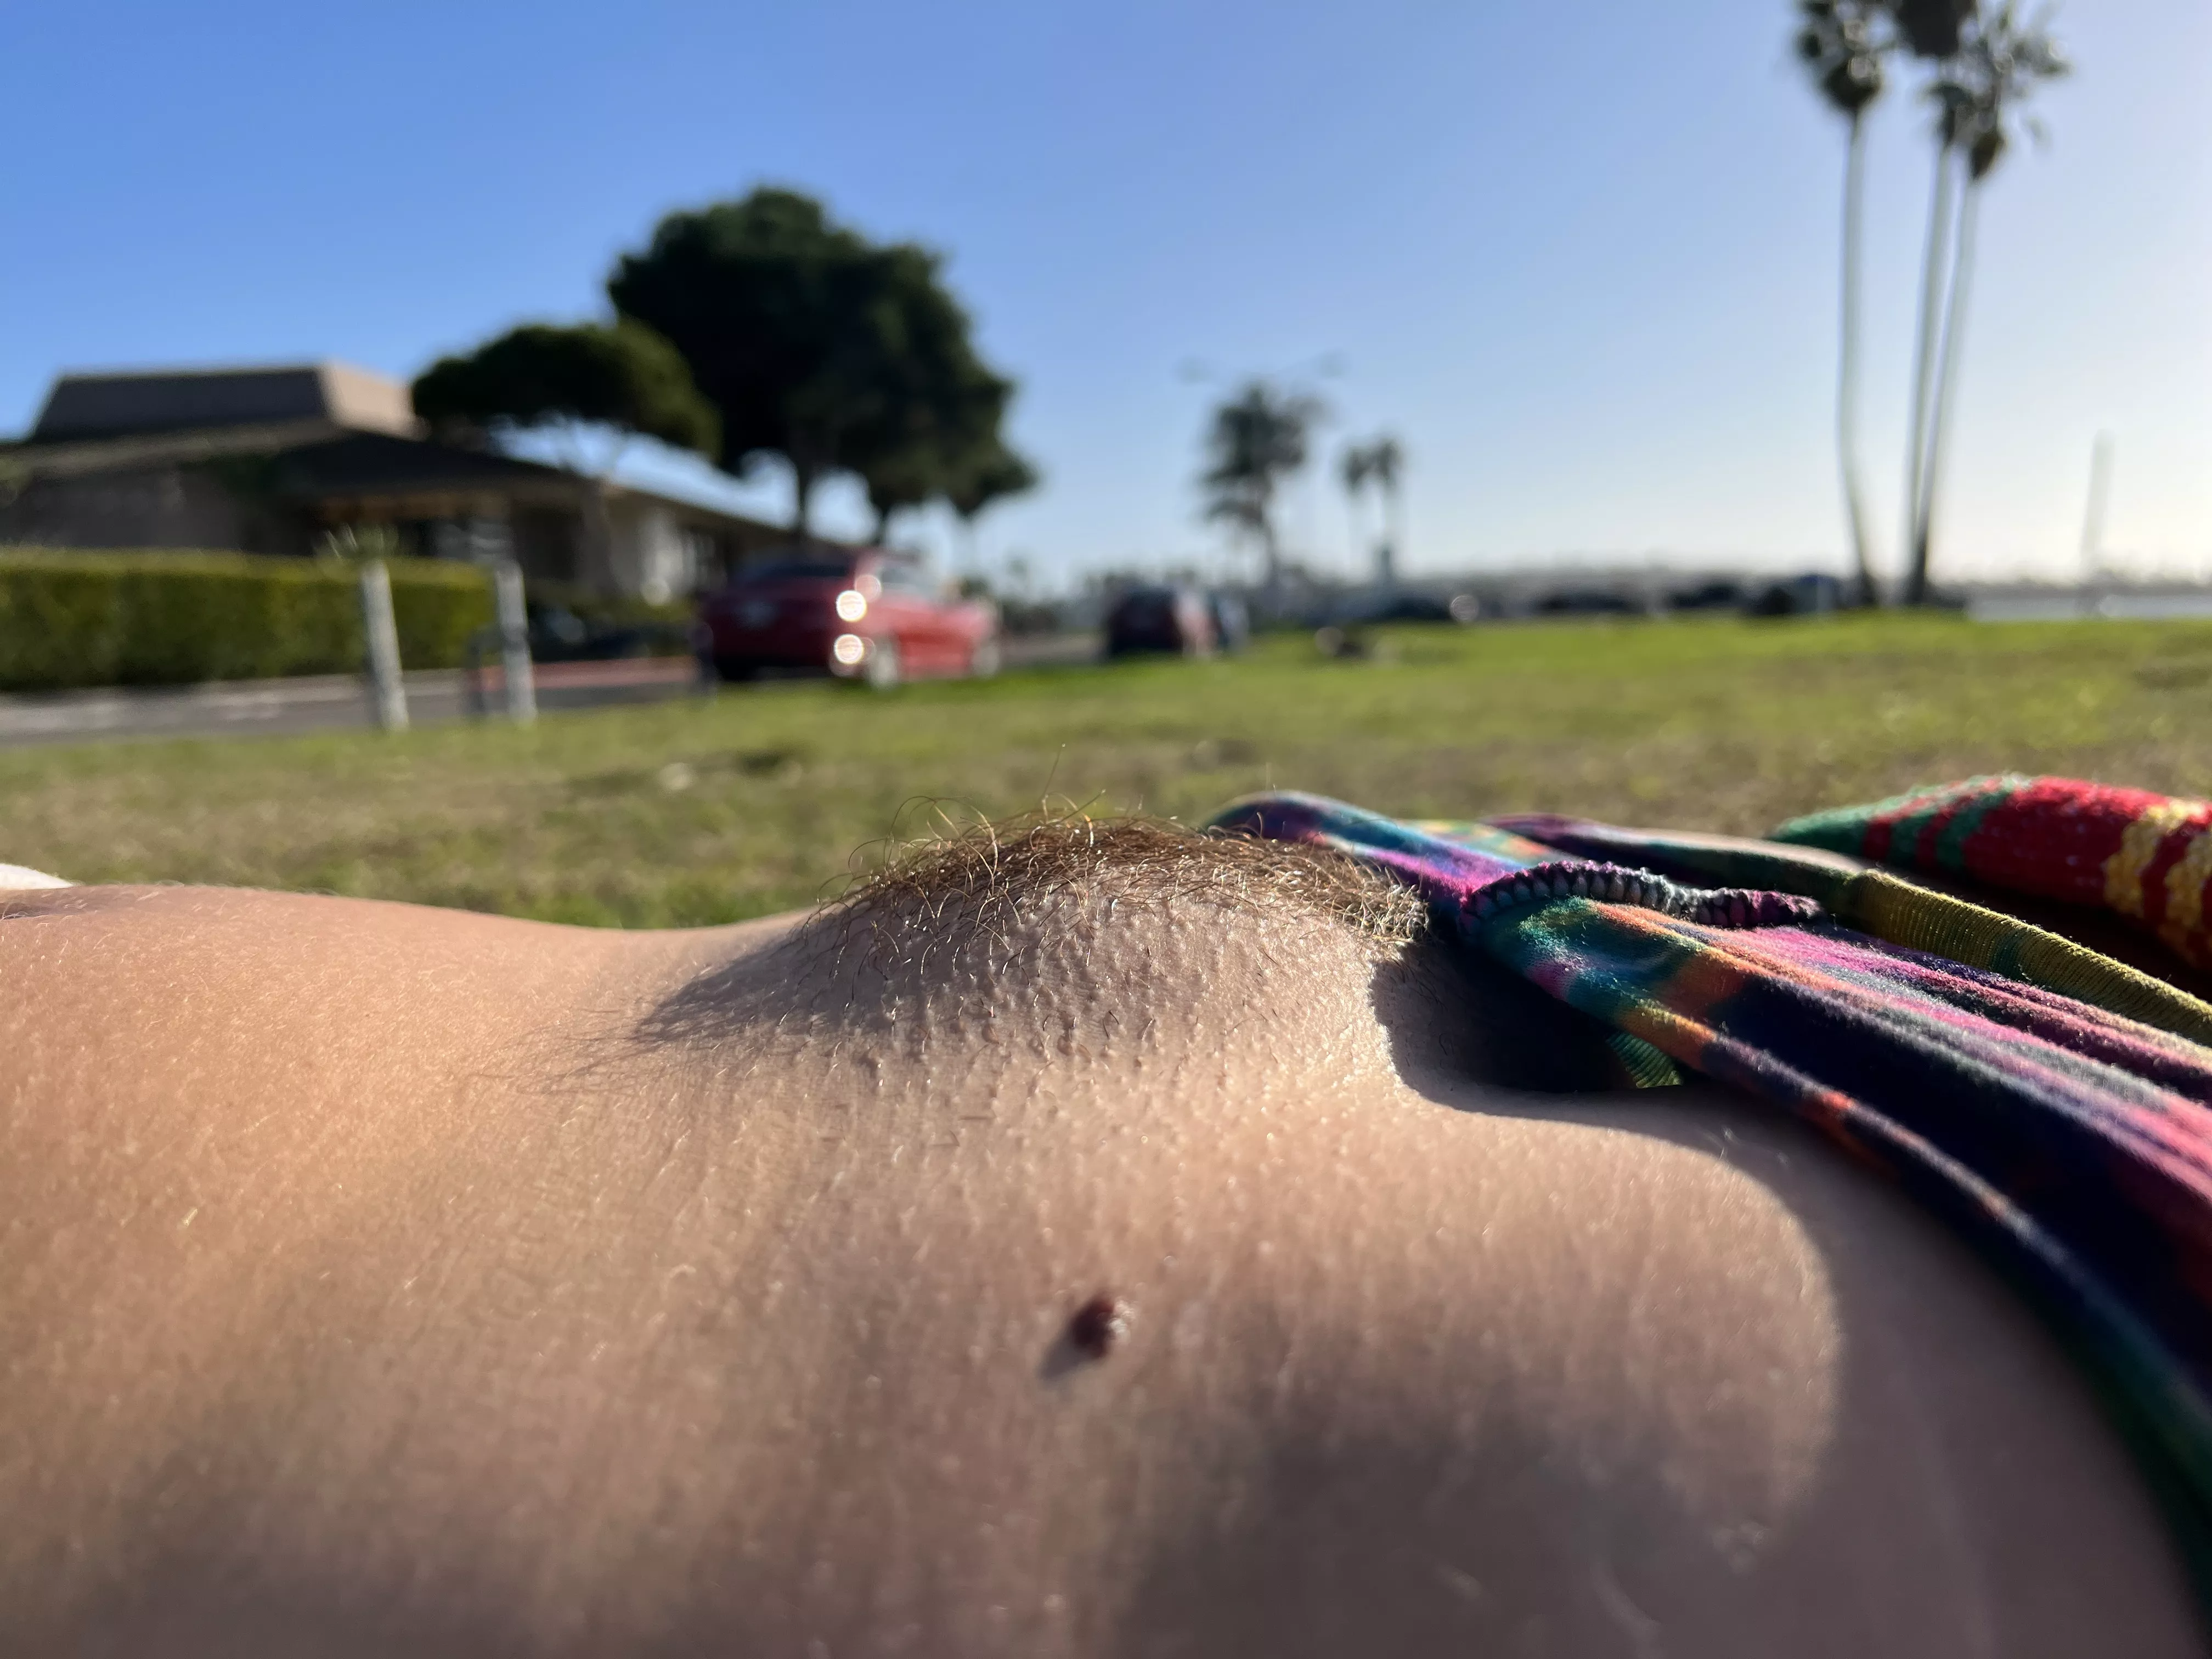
[0,868,2200,1656]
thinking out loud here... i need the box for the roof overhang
[3,420,348,479]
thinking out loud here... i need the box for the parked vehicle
[697,552,999,689]
[1322,588,1469,628]
[526,603,688,663]
[1668,578,1747,613]
[1536,588,1645,617]
[1104,585,1216,658]
[1745,573,1846,617]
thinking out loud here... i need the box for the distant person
[3,776,2209,1655]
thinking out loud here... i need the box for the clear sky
[4,1,2205,589]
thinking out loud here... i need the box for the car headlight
[832,633,868,666]
[834,589,869,622]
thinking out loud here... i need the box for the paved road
[0,635,1104,749]
[0,658,703,748]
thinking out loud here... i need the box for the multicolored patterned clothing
[1774,774,2212,969]
[1214,778,2212,1601]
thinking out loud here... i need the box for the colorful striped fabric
[1492,808,2212,1047]
[1775,774,2212,970]
[1212,784,2212,1601]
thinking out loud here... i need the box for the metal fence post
[359,559,409,732]
[493,559,537,725]
[462,630,490,719]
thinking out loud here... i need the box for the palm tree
[1893,0,1977,606]
[1201,381,1321,609]
[1341,436,1407,586]
[1905,2,2068,601]
[1795,0,1890,606]
[1368,437,1405,584]
[1340,443,1375,581]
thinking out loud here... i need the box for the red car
[697,551,1000,689]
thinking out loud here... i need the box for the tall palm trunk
[1378,480,1401,586]
[1912,179,1982,592]
[1835,109,1878,606]
[1901,140,1959,605]
[1258,494,1284,613]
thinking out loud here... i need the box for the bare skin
[0,877,2200,1656]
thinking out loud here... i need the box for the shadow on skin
[1351,929,2203,1657]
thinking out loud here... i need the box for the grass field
[5,612,2211,927]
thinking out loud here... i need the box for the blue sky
[4,1,2205,588]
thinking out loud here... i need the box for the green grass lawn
[5,612,2211,927]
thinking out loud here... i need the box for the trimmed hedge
[0,548,497,691]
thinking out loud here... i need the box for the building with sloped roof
[1,362,805,598]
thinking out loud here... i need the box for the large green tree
[411,319,719,589]
[606,188,1024,541]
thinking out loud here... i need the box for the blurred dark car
[697,551,999,688]
[1668,579,1747,612]
[1324,589,1471,627]
[526,603,687,662]
[1746,573,1846,617]
[1105,585,1216,658]
[1536,588,1644,616]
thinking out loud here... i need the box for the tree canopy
[946,439,1041,527]
[1932,0,2069,182]
[853,349,1020,540]
[410,319,719,464]
[1893,0,1975,60]
[606,187,1030,538]
[1794,0,1888,117]
[861,376,1042,541]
